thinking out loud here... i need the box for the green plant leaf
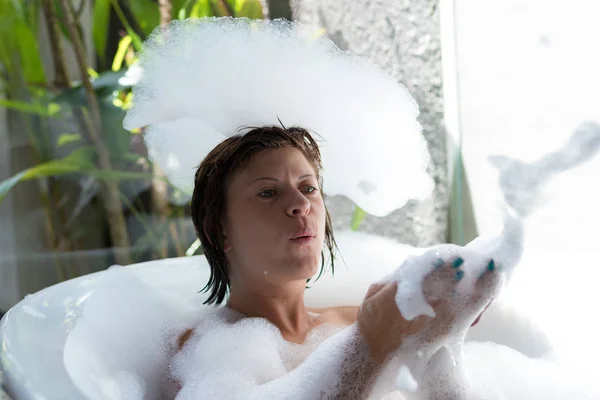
[23,0,40,35]
[112,35,133,71]
[0,147,158,203]
[350,206,368,231]
[93,69,130,89]
[177,0,189,20]
[110,0,144,49]
[190,0,213,18]
[0,99,60,117]
[17,23,46,84]
[124,0,159,37]
[97,93,131,160]
[169,0,187,19]
[0,1,46,85]
[0,172,27,203]
[0,147,96,203]
[87,67,99,79]
[54,69,129,106]
[235,0,263,18]
[93,0,111,62]
[186,238,202,256]
[57,133,82,147]
[86,169,156,181]
[210,0,233,16]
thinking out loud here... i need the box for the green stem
[109,0,143,49]
[211,0,233,16]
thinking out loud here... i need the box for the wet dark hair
[191,125,337,305]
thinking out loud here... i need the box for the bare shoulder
[308,306,360,326]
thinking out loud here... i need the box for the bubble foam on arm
[172,320,387,400]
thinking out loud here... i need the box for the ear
[222,222,232,252]
[223,236,232,252]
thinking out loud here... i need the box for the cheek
[313,199,327,232]
[226,203,272,247]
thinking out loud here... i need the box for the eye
[303,185,318,194]
[258,189,276,198]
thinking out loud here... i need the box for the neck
[227,278,312,344]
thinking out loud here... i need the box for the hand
[357,282,432,362]
[416,254,502,343]
[471,301,492,327]
[357,253,502,362]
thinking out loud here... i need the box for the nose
[286,190,311,217]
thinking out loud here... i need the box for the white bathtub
[0,231,559,399]
[0,232,415,399]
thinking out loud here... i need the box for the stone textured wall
[292,0,448,246]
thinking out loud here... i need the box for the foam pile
[64,228,600,399]
[122,17,432,217]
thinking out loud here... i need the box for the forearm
[330,326,385,399]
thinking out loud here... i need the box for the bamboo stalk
[169,221,186,257]
[158,0,173,25]
[211,0,234,16]
[41,0,70,88]
[57,0,132,265]
[40,0,84,279]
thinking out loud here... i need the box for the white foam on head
[123,17,432,216]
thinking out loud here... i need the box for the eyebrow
[252,174,315,183]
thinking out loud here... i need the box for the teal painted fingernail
[452,257,464,268]
[434,258,445,268]
[487,260,495,272]
[455,270,465,281]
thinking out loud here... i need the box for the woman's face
[223,147,326,285]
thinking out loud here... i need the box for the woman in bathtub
[169,125,498,399]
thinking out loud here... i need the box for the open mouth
[291,236,315,244]
[290,229,315,243]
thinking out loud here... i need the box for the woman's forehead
[236,148,316,179]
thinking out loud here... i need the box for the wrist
[357,322,393,364]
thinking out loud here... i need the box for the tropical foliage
[0,0,265,280]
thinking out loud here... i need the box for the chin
[286,257,320,280]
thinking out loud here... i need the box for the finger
[367,282,398,304]
[422,265,459,302]
[364,282,387,299]
[471,259,503,305]
[376,281,399,300]
[471,300,493,327]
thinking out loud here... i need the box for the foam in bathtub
[64,228,600,399]
[63,267,207,400]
